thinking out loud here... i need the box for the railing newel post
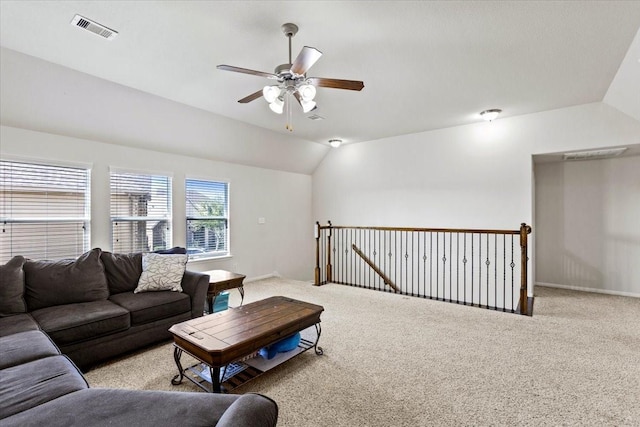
[326,220,333,283]
[519,223,532,315]
[314,221,321,286]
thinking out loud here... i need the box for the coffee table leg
[211,366,222,393]
[313,323,324,355]
[171,346,185,385]
[238,286,245,306]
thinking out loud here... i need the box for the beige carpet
[85,278,640,426]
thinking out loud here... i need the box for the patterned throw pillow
[134,253,188,293]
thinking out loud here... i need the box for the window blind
[110,171,172,253]
[186,179,229,259]
[0,160,90,263]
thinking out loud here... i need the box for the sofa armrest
[180,270,209,318]
[215,393,278,427]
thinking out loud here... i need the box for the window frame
[0,158,91,262]
[109,168,173,253]
[185,177,230,260]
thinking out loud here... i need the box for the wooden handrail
[317,225,522,235]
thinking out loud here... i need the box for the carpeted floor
[85,278,640,426]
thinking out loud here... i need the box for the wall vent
[563,147,627,161]
[308,114,325,121]
[70,14,118,40]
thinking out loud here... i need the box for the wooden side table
[201,270,246,314]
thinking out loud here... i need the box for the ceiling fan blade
[238,90,264,104]
[217,65,277,79]
[290,46,323,75]
[308,77,364,91]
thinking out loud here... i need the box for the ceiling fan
[217,23,364,131]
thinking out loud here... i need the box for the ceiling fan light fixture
[480,109,502,122]
[301,99,316,113]
[298,84,316,101]
[269,96,284,114]
[263,85,280,103]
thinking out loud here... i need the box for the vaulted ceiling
[1,1,639,163]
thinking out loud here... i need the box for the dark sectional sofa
[0,248,278,426]
[4,247,207,371]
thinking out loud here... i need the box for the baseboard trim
[245,271,281,284]
[536,282,640,298]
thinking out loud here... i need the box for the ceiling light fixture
[263,86,280,103]
[480,109,502,122]
[268,96,285,114]
[262,79,317,126]
[329,139,342,148]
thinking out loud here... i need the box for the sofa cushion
[31,300,130,345]
[109,291,191,325]
[100,251,143,294]
[216,393,279,427]
[153,246,187,254]
[0,255,27,316]
[0,330,60,369]
[0,313,40,337]
[0,388,251,427]
[0,355,88,420]
[134,253,187,293]
[24,248,109,311]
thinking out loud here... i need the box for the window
[110,170,171,253]
[186,179,229,259]
[0,160,90,263]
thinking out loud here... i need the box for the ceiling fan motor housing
[281,23,299,38]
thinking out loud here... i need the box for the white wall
[535,156,640,296]
[312,102,640,296]
[1,125,314,281]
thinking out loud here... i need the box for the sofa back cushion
[0,256,27,317]
[100,252,143,295]
[24,248,109,311]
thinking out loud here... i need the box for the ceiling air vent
[563,147,627,161]
[70,14,118,40]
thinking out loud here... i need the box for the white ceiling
[1,1,640,147]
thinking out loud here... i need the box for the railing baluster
[486,233,490,308]
[422,232,427,299]
[471,234,475,306]
[463,233,467,305]
[493,234,498,310]
[503,234,506,312]
[429,232,433,299]
[449,233,452,302]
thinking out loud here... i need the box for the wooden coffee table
[169,296,324,393]
[201,270,246,314]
